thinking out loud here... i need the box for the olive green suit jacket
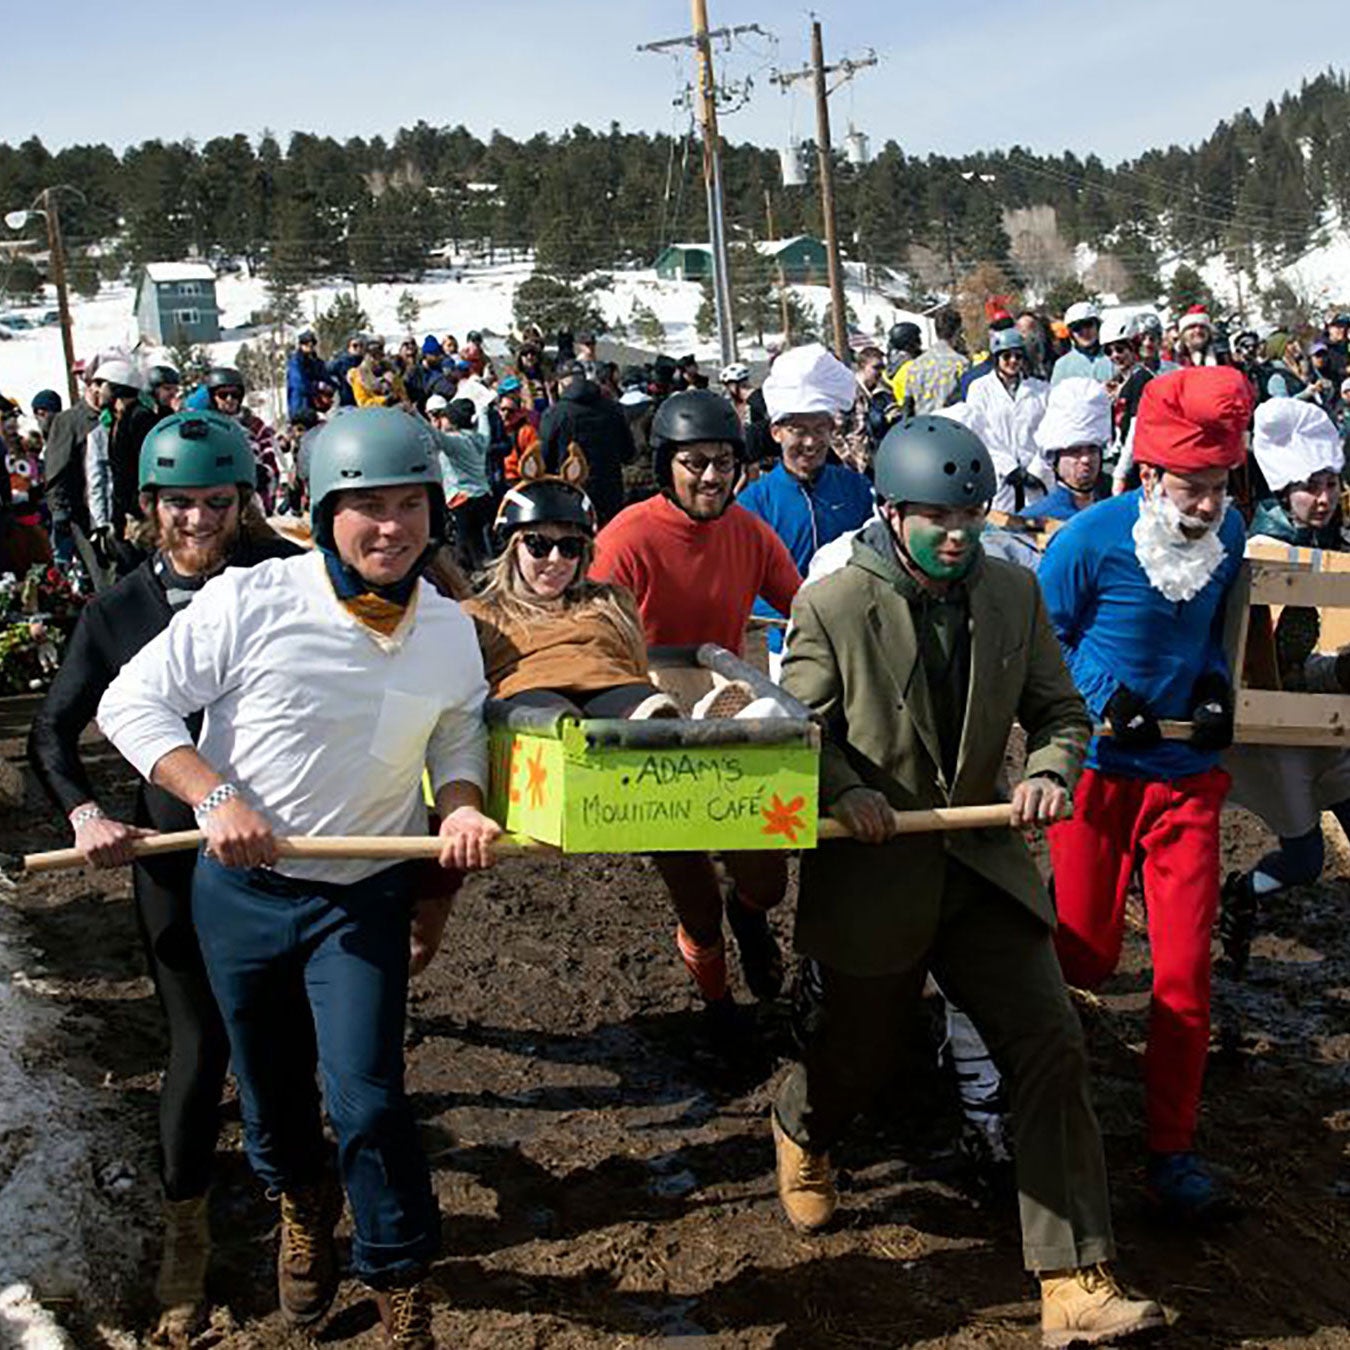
[780,539,1091,976]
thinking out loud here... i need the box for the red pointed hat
[1131,366,1251,474]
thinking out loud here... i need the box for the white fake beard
[1131,482,1225,603]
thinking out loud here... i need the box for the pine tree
[1166,265,1213,318]
[630,298,665,349]
[396,289,422,333]
[315,293,371,359]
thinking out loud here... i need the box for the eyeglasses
[518,532,586,560]
[159,493,238,514]
[673,453,737,477]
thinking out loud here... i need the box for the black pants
[450,495,497,574]
[132,853,230,1200]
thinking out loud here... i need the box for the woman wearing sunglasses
[462,446,675,719]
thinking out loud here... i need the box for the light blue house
[135,262,221,344]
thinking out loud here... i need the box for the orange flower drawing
[761,792,807,844]
[526,745,549,809]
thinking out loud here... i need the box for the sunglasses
[518,532,585,560]
[1105,343,1133,356]
[673,454,737,476]
[160,493,238,514]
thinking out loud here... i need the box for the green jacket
[780,532,1091,976]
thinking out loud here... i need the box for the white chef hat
[1251,398,1344,492]
[762,342,858,423]
[1035,377,1112,454]
[931,399,992,445]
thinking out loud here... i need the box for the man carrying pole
[1038,366,1251,1221]
[772,415,1165,1346]
[97,407,497,1349]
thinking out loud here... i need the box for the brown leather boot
[1040,1263,1166,1347]
[771,1111,836,1233]
[150,1194,209,1347]
[276,1178,342,1325]
[375,1279,436,1349]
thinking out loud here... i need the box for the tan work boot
[276,1178,342,1325]
[771,1111,836,1233]
[375,1280,436,1349]
[1040,1263,1166,1347]
[150,1194,210,1347]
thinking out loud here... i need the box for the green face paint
[905,518,980,580]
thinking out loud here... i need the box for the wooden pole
[691,0,738,365]
[44,190,79,407]
[19,804,1019,876]
[764,188,793,346]
[811,20,849,364]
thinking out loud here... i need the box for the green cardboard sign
[487,721,819,853]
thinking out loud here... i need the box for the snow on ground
[0,902,148,1343]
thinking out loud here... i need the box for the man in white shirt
[98,408,496,1348]
[964,329,1052,513]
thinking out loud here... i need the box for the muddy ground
[4,722,1350,1349]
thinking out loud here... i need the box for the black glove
[1105,684,1161,749]
[1188,672,1234,751]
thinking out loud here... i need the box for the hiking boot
[725,888,784,1001]
[151,1194,210,1347]
[1145,1150,1222,1221]
[1218,870,1258,979]
[771,1110,836,1233]
[1274,605,1321,689]
[1040,1263,1166,1347]
[375,1279,436,1349]
[276,1178,342,1325]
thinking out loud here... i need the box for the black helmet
[495,480,597,537]
[205,366,245,393]
[147,364,181,391]
[30,389,62,414]
[874,416,996,508]
[888,321,922,353]
[650,389,744,489]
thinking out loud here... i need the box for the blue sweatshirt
[738,461,874,650]
[1037,489,1245,779]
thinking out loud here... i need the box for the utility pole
[42,190,79,407]
[764,188,792,345]
[639,12,768,368]
[773,26,877,364]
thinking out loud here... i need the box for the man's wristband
[193,782,240,824]
[70,804,105,830]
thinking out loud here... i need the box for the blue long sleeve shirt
[738,461,874,650]
[1037,489,1245,778]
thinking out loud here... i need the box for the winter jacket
[432,404,493,502]
[964,372,1053,513]
[349,360,409,409]
[403,359,445,412]
[781,526,1089,975]
[286,350,329,421]
[1038,489,1245,781]
[462,585,649,700]
[328,352,362,406]
[539,380,636,525]
[901,340,969,414]
[42,400,99,525]
[737,461,875,650]
[1051,347,1114,386]
[500,407,541,484]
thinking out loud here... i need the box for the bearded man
[1037,366,1252,1221]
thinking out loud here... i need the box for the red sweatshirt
[591,493,801,654]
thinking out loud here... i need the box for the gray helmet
[989,328,1026,356]
[139,410,256,493]
[205,366,245,393]
[308,407,445,548]
[874,416,996,508]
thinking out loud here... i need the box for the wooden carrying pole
[20,805,1017,876]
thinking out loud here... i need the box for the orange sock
[676,925,728,1002]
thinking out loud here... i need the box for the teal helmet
[139,410,256,493]
[989,328,1026,356]
[308,406,446,549]
[874,415,996,508]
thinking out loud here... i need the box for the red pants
[1048,766,1229,1153]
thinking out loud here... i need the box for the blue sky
[2,1,1333,164]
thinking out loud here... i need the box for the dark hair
[934,308,962,342]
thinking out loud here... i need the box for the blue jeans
[192,856,438,1282]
